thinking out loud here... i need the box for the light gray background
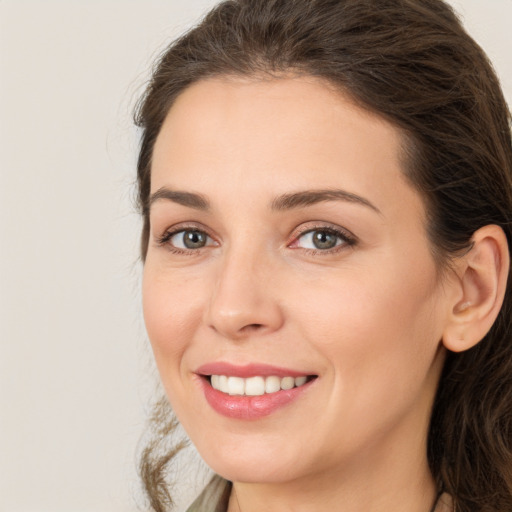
[1,1,511,511]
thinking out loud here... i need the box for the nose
[205,247,285,340]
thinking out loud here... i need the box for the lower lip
[200,377,315,420]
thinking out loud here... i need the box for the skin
[143,76,464,512]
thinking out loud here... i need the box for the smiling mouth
[206,374,317,396]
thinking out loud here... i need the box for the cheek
[287,276,441,459]
[293,259,442,400]
[142,265,205,377]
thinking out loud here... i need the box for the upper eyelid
[289,222,356,240]
[155,221,214,237]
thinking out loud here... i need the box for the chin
[208,458,301,485]
[193,432,315,484]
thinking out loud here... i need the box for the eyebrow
[149,187,210,211]
[271,189,381,214]
[148,186,380,215]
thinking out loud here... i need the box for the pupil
[313,230,337,249]
[184,231,206,249]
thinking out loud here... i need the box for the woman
[134,0,512,511]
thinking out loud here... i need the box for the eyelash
[155,224,357,256]
[289,224,357,254]
[156,224,216,256]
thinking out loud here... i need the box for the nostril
[242,323,264,332]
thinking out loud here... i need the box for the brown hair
[134,1,512,510]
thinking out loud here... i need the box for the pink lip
[196,362,311,378]
[195,362,317,420]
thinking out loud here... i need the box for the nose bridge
[206,238,283,339]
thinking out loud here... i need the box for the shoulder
[436,492,454,512]
[186,475,231,512]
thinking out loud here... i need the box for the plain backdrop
[0,1,511,511]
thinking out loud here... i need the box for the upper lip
[196,362,314,378]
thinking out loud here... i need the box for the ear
[442,225,510,353]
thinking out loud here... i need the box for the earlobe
[442,225,509,353]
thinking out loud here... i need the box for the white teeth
[280,376,295,390]
[210,374,310,395]
[227,376,245,396]
[245,376,265,396]
[295,376,307,387]
[265,375,281,394]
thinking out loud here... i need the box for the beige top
[186,475,231,512]
[436,493,454,512]
[186,476,453,512]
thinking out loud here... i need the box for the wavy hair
[134,1,512,510]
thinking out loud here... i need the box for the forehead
[151,76,420,219]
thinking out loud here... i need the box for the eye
[158,228,216,251]
[172,230,209,249]
[292,227,355,251]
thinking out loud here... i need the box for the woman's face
[143,76,454,484]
